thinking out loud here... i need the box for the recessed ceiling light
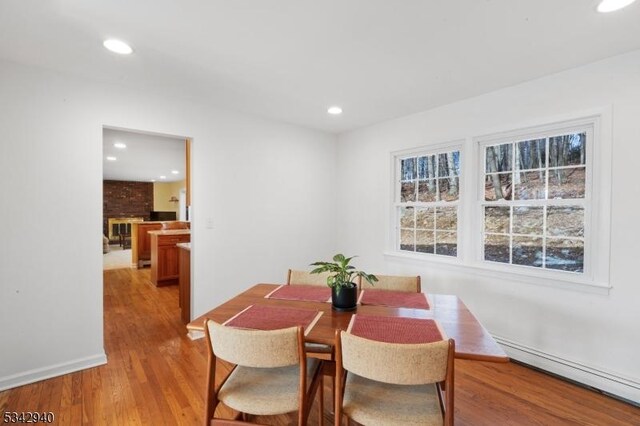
[597,0,637,12]
[159,175,166,180]
[327,106,343,115]
[106,156,117,161]
[113,142,127,149]
[171,170,179,174]
[103,39,133,55]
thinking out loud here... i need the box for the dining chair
[287,269,332,286]
[286,267,337,354]
[286,269,334,357]
[365,274,421,292]
[287,269,364,288]
[287,268,337,411]
[204,320,324,426]
[334,330,455,426]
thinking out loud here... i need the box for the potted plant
[310,253,377,311]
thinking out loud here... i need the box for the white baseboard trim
[0,353,107,392]
[494,335,640,404]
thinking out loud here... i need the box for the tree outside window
[397,150,460,257]
[482,132,586,273]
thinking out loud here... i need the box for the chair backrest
[206,320,300,368]
[287,269,331,286]
[288,269,362,287]
[339,331,451,385]
[367,274,421,292]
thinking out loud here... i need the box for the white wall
[0,60,338,390]
[337,50,640,403]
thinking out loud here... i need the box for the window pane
[484,234,510,263]
[436,206,457,231]
[400,229,415,251]
[417,155,435,180]
[416,230,435,253]
[549,133,586,167]
[516,139,546,170]
[484,206,510,233]
[397,149,459,259]
[512,236,543,267]
[485,144,513,173]
[514,171,545,200]
[438,177,459,201]
[547,206,584,237]
[400,207,415,228]
[485,173,513,201]
[401,157,417,202]
[436,231,457,256]
[401,157,417,180]
[438,152,460,177]
[418,180,437,202]
[417,156,427,180]
[512,206,544,235]
[401,181,416,202]
[451,151,461,176]
[546,238,584,273]
[415,208,434,229]
[548,167,585,199]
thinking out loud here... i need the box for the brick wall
[103,180,154,239]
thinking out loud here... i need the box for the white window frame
[386,111,611,293]
[389,140,464,261]
[470,113,610,290]
[479,126,591,274]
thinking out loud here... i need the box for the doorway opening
[101,126,193,321]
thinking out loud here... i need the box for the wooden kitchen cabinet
[131,221,190,268]
[149,230,191,287]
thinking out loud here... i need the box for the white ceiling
[103,128,185,182]
[2,1,640,133]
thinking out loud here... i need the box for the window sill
[383,250,611,295]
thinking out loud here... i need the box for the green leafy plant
[310,253,377,293]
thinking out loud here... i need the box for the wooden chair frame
[204,320,324,426]
[361,274,421,292]
[333,330,454,426]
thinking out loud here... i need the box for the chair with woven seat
[204,320,324,426]
[286,268,352,416]
[286,269,335,356]
[365,274,421,292]
[287,269,333,286]
[334,330,455,426]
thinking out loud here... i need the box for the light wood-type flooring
[1,268,639,425]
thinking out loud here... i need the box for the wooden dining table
[187,283,508,363]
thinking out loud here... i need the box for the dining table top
[187,283,509,363]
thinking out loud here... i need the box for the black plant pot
[331,285,358,312]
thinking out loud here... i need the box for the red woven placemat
[360,289,430,309]
[348,314,444,344]
[224,304,321,332]
[265,285,331,303]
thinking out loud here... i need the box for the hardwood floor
[1,267,638,425]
